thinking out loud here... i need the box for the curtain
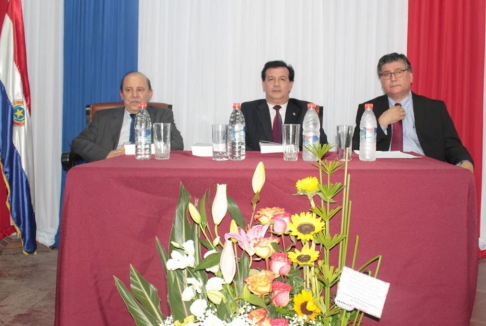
[138,0,409,150]
[407,0,485,254]
[57,0,138,246]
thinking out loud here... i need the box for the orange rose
[248,308,271,326]
[244,270,275,296]
[253,237,279,259]
[254,207,286,225]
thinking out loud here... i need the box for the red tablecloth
[55,151,478,326]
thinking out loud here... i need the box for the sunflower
[288,212,324,241]
[295,177,319,195]
[288,243,319,266]
[293,290,321,320]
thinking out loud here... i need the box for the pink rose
[269,252,291,276]
[271,319,289,326]
[272,213,291,234]
[271,281,292,307]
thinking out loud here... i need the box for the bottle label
[303,134,319,146]
[145,129,152,143]
[359,127,376,142]
[228,124,245,141]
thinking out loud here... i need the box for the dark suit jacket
[71,106,184,162]
[241,98,328,151]
[352,93,473,165]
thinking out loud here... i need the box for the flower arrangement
[115,145,383,326]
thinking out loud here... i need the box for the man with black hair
[241,60,327,151]
[352,53,473,172]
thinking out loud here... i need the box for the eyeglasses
[379,69,409,80]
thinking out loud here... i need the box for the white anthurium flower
[190,299,208,318]
[206,277,225,291]
[181,286,196,301]
[166,249,195,270]
[182,240,195,256]
[204,250,219,273]
[186,277,203,293]
[212,184,228,226]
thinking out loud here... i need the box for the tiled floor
[0,236,485,326]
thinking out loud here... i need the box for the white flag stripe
[0,12,35,208]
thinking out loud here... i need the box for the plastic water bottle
[302,103,320,161]
[227,103,245,160]
[359,103,377,161]
[135,102,152,160]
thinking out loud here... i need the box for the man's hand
[459,160,474,173]
[378,104,405,128]
[106,147,126,159]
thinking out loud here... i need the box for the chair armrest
[61,151,84,171]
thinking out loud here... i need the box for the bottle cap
[307,103,316,109]
[233,103,241,109]
[364,103,373,109]
[138,102,147,108]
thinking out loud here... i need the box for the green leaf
[227,195,245,228]
[170,183,193,247]
[195,252,221,271]
[271,241,282,253]
[129,265,164,322]
[318,182,343,203]
[311,206,342,222]
[313,233,346,250]
[235,253,250,296]
[114,277,160,326]
[287,269,304,294]
[199,190,209,230]
[241,285,266,308]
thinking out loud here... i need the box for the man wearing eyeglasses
[352,52,473,172]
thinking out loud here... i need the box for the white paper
[260,141,283,153]
[335,266,390,319]
[353,150,420,159]
[191,143,213,157]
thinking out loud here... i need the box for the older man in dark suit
[241,61,327,151]
[71,71,183,162]
[352,53,473,172]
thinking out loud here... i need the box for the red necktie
[390,103,403,151]
[273,105,282,143]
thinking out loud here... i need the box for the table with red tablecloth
[55,151,478,326]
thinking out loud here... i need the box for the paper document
[335,266,390,319]
[192,143,213,157]
[353,150,420,159]
[260,141,283,153]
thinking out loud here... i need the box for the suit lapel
[256,101,273,141]
[285,100,301,124]
[111,108,125,148]
[411,93,425,143]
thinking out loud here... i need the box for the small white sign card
[335,266,390,319]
